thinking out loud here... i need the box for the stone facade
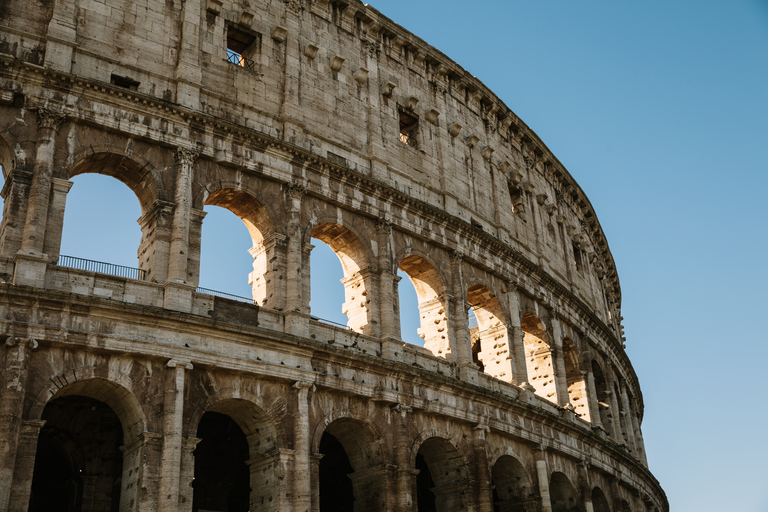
[0,0,666,511]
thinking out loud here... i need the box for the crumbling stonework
[0,0,666,511]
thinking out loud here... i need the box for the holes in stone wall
[522,313,557,403]
[398,255,449,357]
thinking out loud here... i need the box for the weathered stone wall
[0,0,665,511]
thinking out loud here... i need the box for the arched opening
[193,412,250,512]
[64,153,159,281]
[592,361,613,435]
[201,189,275,304]
[620,499,632,512]
[319,432,354,512]
[398,255,450,358]
[562,339,589,420]
[549,472,580,512]
[317,418,385,512]
[396,267,423,346]
[60,173,143,275]
[311,224,372,334]
[29,396,123,512]
[521,313,557,403]
[592,487,612,512]
[192,398,279,512]
[467,284,513,382]
[28,377,147,512]
[491,455,535,512]
[415,437,468,512]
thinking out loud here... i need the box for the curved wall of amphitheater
[0,0,666,511]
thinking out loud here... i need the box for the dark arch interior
[416,452,437,512]
[29,395,123,512]
[318,431,354,512]
[193,411,250,512]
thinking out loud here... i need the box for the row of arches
[21,373,654,512]
[1,139,642,450]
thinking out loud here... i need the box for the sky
[4,1,767,511]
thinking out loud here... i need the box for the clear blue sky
[8,1,767,510]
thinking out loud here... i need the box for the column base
[163,281,195,313]
[458,362,480,385]
[380,337,406,362]
[12,251,50,288]
[284,310,310,337]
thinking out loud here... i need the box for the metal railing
[195,287,255,304]
[227,50,257,72]
[311,315,352,330]
[56,255,146,281]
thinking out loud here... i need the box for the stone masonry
[0,0,666,511]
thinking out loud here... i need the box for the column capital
[392,403,412,414]
[35,107,66,131]
[450,250,464,264]
[283,180,307,200]
[5,337,38,350]
[166,359,193,370]
[293,380,315,392]
[175,146,199,166]
[375,218,393,235]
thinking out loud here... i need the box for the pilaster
[157,359,193,512]
[293,381,314,512]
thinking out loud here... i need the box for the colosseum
[0,0,667,511]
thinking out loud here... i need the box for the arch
[311,409,384,469]
[28,369,149,441]
[30,395,124,512]
[397,253,450,358]
[491,454,535,512]
[521,312,557,403]
[549,472,581,512]
[592,486,612,512]
[191,393,284,512]
[619,499,632,512]
[202,186,279,306]
[311,222,374,333]
[562,338,590,420]
[313,410,386,512]
[186,389,284,449]
[28,374,149,512]
[69,148,161,215]
[411,431,471,512]
[467,282,513,382]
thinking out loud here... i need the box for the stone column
[630,412,648,466]
[549,314,571,408]
[7,419,45,512]
[504,282,533,395]
[14,109,65,287]
[164,147,198,311]
[376,220,398,340]
[619,386,638,453]
[534,448,552,512]
[138,200,175,284]
[583,366,603,432]
[393,404,413,512]
[249,233,288,309]
[450,252,474,381]
[0,337,38,512]
[0,168,33,259]
[577,462,594,512]
[606,373,625,444]
[157,360,193,512]
[178,437,201,512]
[293,381,314,512]
[472,423,493,512]
[122,432,163,512]
[284,183,309,336]
[41,177,73,263]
